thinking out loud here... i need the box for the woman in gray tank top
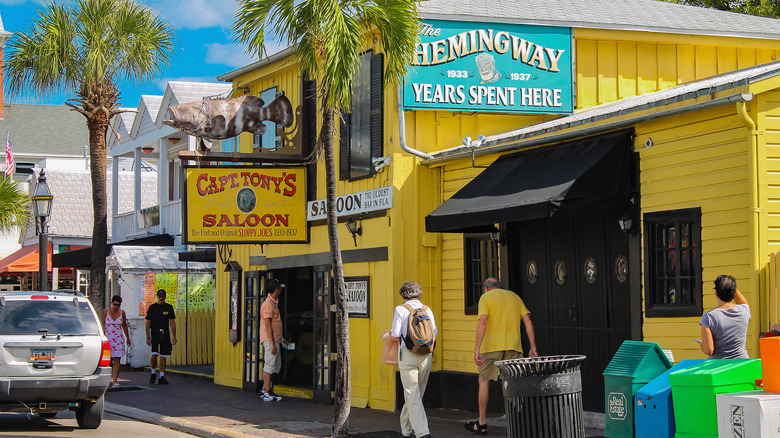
[699,275,751,359]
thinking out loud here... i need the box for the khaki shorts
[262,340,282,374]
[478,350,523,381]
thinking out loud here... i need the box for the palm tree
[233,1,419,436]
[0,177,31,232]
[5,0,175,311]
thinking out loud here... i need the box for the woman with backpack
[390,280,437,438]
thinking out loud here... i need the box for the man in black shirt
[145,289,177,384]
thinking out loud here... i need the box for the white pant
[398,347,432,437]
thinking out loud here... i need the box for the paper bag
[380,329,398,365]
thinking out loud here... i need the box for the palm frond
[0,177,31,233]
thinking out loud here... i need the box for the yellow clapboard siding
[441,319,478,332]
[703,210,751,226]
[643,185,748,208]
[641,171,746,196]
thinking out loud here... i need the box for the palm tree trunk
[87,115,109,313]
[323,105,351,437]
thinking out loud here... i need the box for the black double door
[509,217,632,412]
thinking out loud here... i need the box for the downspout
[736,98,765,331]
[397,86,433,160]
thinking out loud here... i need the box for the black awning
[53,234,175,268]
[425,130,634,233]
[179,248,216,262]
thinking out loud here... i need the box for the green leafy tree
[5,0,175,310]
[667,0,780,18]
[0,177,30,233]
[233,1,420,436]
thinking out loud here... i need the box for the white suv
[0,291,112,428]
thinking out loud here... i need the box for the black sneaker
[149,374,157,384]
[158,376,169,385]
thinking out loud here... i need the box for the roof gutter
[216,47,296,82]
[397,86,433,160]
[421,92,754,166]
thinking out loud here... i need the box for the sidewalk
[104,368,607,437]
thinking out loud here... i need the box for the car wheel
[39,412,57,418]
[76,395,104,429]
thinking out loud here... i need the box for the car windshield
[0,300,100,335]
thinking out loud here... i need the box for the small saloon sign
[345,277,369,318]
[183,166,307,244]
[403,20,573,114]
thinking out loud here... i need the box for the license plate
[29,348,55,362]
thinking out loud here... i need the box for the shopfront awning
[425,130,634,233]
[0,243,53,274]
[52,234,174,268]
[108,246,215,274]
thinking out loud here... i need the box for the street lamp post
[32,170,53,291]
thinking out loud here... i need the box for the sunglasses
[112,303,121,307]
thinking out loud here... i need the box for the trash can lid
[495,355,586,378]
[668,359,762,386]
[602,340,672,379]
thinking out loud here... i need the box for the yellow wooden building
[189,0,780,413]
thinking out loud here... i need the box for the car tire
[76,395,104,429]
[39,412,57,418]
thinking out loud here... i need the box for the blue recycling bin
[634,360,706,438]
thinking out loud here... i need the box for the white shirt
[390,299,438,339]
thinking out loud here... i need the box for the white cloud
[204,43,256,68]
[154,0,237,31]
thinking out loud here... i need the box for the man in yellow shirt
[465,278,538,435]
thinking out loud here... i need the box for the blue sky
[0,0,285,108]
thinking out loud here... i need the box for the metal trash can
[496,355,587,438]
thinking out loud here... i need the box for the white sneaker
[259,391,274,401]
[262,389,282,401]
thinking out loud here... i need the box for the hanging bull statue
[162,94,294,152]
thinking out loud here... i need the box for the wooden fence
[168,308,214,366]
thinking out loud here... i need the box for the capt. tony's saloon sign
[183,166,307,244]
[403,20,573,114]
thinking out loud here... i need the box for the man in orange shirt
[259,279,285,401]
[465,278,538,435]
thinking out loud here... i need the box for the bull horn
[265,95,294,128]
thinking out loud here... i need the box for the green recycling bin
[669,359,761,438]
[603,341,673,438]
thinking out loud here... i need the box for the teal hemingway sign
[403,20,573,114]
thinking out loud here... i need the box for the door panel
[510,220,549,354]
[243,271,265,392]
[546,218,577,331]
[576,218,608,329]
[313,267,333,404]
[511,216,632,413]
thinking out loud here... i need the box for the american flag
[4,132,13,177]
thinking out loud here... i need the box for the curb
[105,402,267,438]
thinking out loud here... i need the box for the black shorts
[151,331,173,357]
